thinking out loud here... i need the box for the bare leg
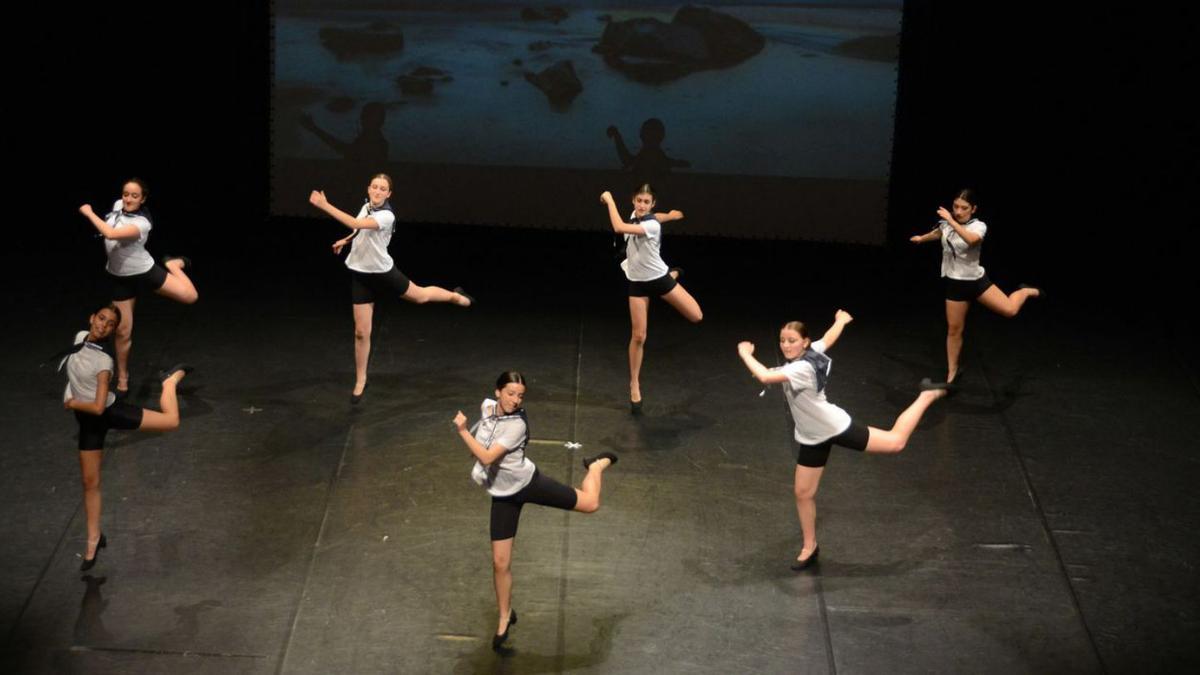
[156,259,199,304]
[402,283,471,306]
[628,297,649,403]
[112,298,135,392]
[138,369,187,432]
[491,538,515,636]
[864,389,948,454]
[976,284,1038,318]
[572,456,613,513]
[659,284,703,323]
[944,300,969,383]
[79,451,103,559]
[794,465,824,561]
[352,303,373,396]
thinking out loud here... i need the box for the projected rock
[520,7,569,23]
[593,5,765,83]
[524,60,583,105]
[395,66,453,96]
[319,21,405,59]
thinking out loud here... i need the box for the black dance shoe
[630,400,643,416]
[80,533,107,572]
[790,545,819,571]
[159,363,194,382]
[492,609,517,651]
[162,255,193,271]
[1018,283,1045,300]
[582,452,619,470]
[351,381,369,405]
[453,287,476,307]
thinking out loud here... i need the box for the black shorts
[76,401,144,450]
[794,421,870,468]
[943,274,993,302]
[350,267,412,304]
[109,265,169,301]
[627,273,677,298]
[490,470,578,540]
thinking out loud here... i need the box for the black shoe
[668,266,684,280]
[80,533,107,571]
[159,363,194,382]
[162,255,193,271]
[1018,283,1045,301]
[582,451,619,470]
[492,609,517,651]
[630,399,643,416]
[919,377,950,391]
[351,381,369,405]
[453,287,475,307]
[790,545,819,571]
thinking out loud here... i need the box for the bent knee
[575,497,600,514]
[689,310,703,323]
[182,291,199,305]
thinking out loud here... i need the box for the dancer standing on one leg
[78,178,198,396]
[59,304,192,571]
[309,173,473,403]
[910,188,1042,387]
[737,310,947,570]
[600,186,702,414]
[452,371,617,651]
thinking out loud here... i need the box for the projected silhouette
[299,101,389,166]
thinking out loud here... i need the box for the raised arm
[78,204,141,241]
[453,410,513,466]
[654,209,684,223]
[308,191,380,231]
[600,191,647,236]
[909,227,940,244]
[605,125,634,168]
[64,370,111,416]
[937,207,982,246]
[299,113,351,156]
[737,342,790,385]
[818,310,854,351]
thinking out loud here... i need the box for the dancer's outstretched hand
[309,190,328,208]
[600,191,614,205]
[737,341,755,357]
[834,309,854,324]
[453,411,467,431]
[936,206,953,222]
[78,204,95,217]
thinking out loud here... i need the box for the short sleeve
[371,209,396,234]
[640,220,661,241]
[132,216,151,237]
[967,219,987,240]
[810,339,828,354]
[782,360,815,393]
[490,417,527,450]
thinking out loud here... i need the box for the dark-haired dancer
[910,189,1041,386]
[452,371,617,651]
[309,173,473,403]
[600,186,702,414]
[737,311,947,570]
[61,304,191,570]
[78,178,198,395]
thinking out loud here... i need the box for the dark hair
[780,321,810,339]
[369,173,394,192]
[97,303,122,328]
[953,188,979,208]
[632,183,656,200]
[123,177,149,200]
[495,371,526,390]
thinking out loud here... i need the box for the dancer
[737,311,947,570]
[600,186,702,414]
[452,371,617,651]
[60,304,192,571]
[910,188,1042,386]
[78,178,199,395]
[309,173,473,403]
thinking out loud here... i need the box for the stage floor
[2,238,1196,674]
